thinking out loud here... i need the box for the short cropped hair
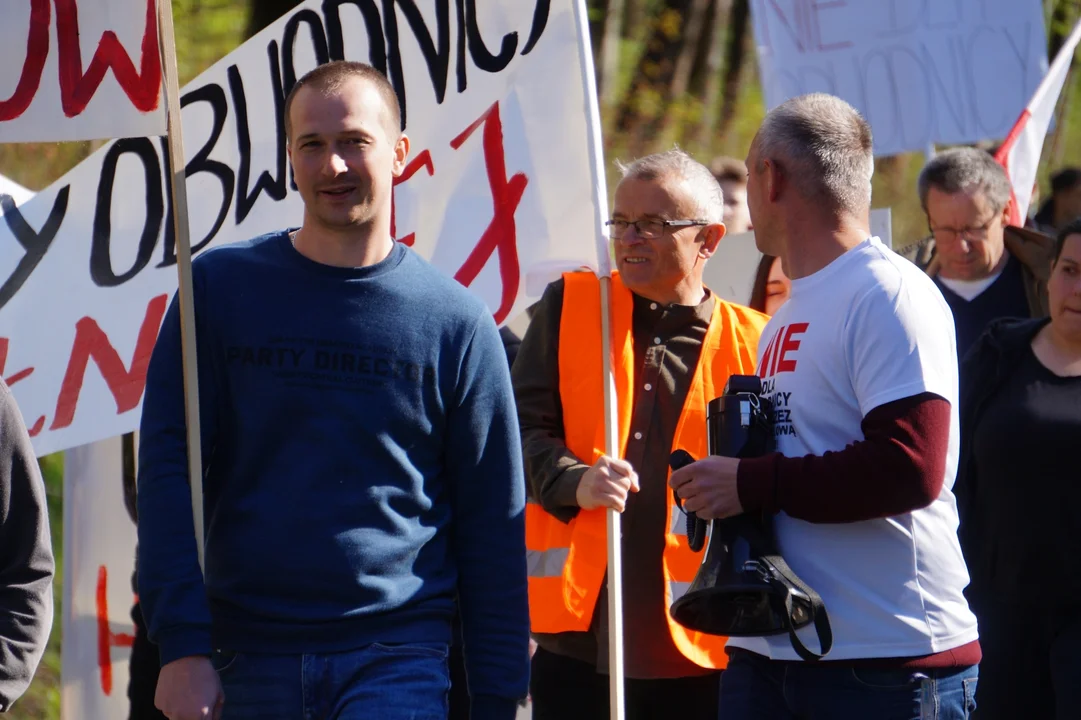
[1055,217,1081,263]
[616,148,725,224]
[284,61,401,141]
[711,156,748,186]
[753,93,874,215]
[917,147,1012,214]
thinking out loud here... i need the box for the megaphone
[669,375,833,661]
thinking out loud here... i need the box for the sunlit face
[720,179,752,234]
[287,77,408,232]
[744,142,775,256]
[1049,234,1081,340]
[611,176,723,304]
[925,187,1009,281]
[763,256,791,315]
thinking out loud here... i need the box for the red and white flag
[995,18,1081,226]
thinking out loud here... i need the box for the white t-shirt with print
[727,237,979,661]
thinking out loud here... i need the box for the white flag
[995,18,1081,225]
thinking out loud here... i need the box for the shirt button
[654,336,662,344]
[634,431,643,440]
[650,303,658,310]
[644,383,653,391]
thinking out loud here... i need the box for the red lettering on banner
[0,0,50,121]
[391,150,435,247]
[1,0,161,122]
[50,293,168,431]
[776,322,809,373]
[450,103,527,326]
[0,338,35,386]
[55,0,162,117]
[96,565,135,696]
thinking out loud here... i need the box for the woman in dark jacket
[956,219,1081,719]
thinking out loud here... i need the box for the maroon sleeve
[736,392,950,524]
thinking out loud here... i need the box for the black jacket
[955,317,1049,602]
[0,380,54,711]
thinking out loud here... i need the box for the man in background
[711,155,753,234]
[903,147,1054,358]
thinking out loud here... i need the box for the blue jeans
[210,642,450,720]
[719,648,978,719]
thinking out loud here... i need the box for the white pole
[598,276,625,720]
[570,0,624,716]
[157,0,205,573]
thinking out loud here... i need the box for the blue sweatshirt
[137,231,529,717]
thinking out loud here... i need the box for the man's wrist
[736,454,781,514]
[156,626,214,666]
[552,465,589,509]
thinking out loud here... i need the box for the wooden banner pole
[157,0,206,573]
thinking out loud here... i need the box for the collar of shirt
[631,289,715,334]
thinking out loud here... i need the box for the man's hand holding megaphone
[669,456,743,520]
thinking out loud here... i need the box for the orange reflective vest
[525,271,769,670]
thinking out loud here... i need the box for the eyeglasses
[605,218,708,240]
[926,214,998,245]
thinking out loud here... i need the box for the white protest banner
[750,0,1048,157]
[61,436,138,720]
[0,174,34,210]
[0,0,167,142]
[0,0,603,458]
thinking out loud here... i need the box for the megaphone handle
[764,553,834,661]
[669,450,708,552]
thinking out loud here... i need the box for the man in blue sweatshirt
[137,60,529,720]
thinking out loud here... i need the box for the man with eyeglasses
[512,149,769,719]
[903,147,1055,358]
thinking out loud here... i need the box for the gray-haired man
[671,94,980,719]
[514,149,769,720]
[903,147,1055,358]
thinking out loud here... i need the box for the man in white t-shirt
[670,93,980,719]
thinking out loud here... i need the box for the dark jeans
[719,648,978,720]
[211,642,450,719]
[448,636,470,719]
[973,600,1081,719]
[529,646,720,720]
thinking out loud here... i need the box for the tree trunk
[668,0,713,100]
[601,0,628,109]
[694,0,732,149]
[718,0,750,133]
[246,0,304,39]
[623,0,648,39]
[613,0,692,137]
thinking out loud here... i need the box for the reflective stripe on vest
[524,271,769,670]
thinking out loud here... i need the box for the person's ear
[765,158,783,203]
[699,222,726,259]
[392,133,411,177]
